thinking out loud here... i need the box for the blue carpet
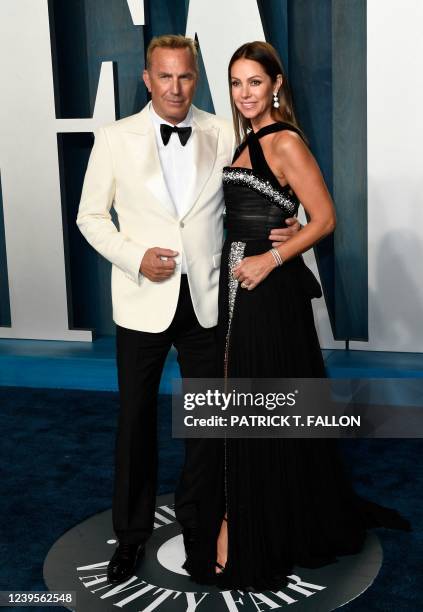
[0,387,421,611]
[1,337,423,392]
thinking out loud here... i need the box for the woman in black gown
[183,41,409,592]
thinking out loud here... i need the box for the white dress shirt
[150,103,194,273]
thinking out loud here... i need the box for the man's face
[143,47,198,124]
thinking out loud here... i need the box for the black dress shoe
[107,543,145,584]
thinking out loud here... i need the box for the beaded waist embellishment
[223,167,297,215]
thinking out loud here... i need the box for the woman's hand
[233,252,276,290]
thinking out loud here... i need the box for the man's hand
[140,247,178,282]
[269,217,302,246]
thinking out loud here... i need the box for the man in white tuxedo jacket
[77,35,297,584]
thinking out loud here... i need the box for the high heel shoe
[214,559,229,590]
[215,516,227,576]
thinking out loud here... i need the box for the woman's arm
[233,131,335,289]
[271,130,336,259]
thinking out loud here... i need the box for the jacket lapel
[123,106,176,219]
[182,107,219,219]
[122,104,219,220]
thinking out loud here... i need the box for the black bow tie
[160,124,192,146]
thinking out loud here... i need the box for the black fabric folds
[183,122,410,591]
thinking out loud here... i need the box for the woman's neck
[250,112,276,133]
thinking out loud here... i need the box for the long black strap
[248,122,303,184]
[232,122,304,184]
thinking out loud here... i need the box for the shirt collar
[149,101,193,129]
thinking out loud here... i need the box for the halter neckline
[231,121,304,190]
[250,121,303,140]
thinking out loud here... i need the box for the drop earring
[273,91,280,108]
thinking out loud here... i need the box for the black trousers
[113,275,218,545]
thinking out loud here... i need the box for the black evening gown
[183,122,409,591]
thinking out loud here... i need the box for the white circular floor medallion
[44,493,383,612]
[156,534,189,576]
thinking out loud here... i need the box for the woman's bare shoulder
[271,129,309,163]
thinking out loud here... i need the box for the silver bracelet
[269,248,283,267]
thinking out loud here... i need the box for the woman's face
[230,58,279,124]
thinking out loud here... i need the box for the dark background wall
[0,0,367,340]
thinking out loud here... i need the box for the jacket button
[180,221,185,228]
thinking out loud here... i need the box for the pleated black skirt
[183,238,409,591]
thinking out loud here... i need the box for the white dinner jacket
[77,104,235,332]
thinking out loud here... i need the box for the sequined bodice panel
[222,167,299,240]
[222,122,302,240]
